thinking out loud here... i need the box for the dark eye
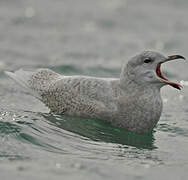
[144,58,152,63]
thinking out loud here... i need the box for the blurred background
[0,0,188,179]
[0,0,187,73]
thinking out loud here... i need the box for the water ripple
[0,109,159,163]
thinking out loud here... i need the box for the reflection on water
[43,113,156,150]
[157,123,188,137]
[0,109,160,164]
[0,121,21,135]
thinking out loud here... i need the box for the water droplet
[144,164,150,169]
[25,7,36,18]
[55,163,61,169]
[180,80,188,86]
[179,95,184,101]
[72,163,84,169]
[163,98,168,103]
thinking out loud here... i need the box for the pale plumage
[5,51,185,133]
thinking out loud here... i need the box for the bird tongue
[156,64,182,90]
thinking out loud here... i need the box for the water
[0,0,188,179]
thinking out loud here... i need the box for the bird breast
[116,88,163,133]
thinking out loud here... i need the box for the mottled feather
[6,51,182,133]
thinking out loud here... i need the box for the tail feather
[5,69,41,99]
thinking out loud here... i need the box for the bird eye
[144,58,152,63]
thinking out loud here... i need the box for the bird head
[123,51,185,90]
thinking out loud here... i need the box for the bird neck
[120,67,160,95]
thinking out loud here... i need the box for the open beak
[167,55,185,61]
[156,55,185,90]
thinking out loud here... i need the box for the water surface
[0,0,188,179]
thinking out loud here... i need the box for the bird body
[5,51,185,133]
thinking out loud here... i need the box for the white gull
[5,51,185,133]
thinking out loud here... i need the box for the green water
[0,0,188,179]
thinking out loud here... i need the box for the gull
[5,51,185,133]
